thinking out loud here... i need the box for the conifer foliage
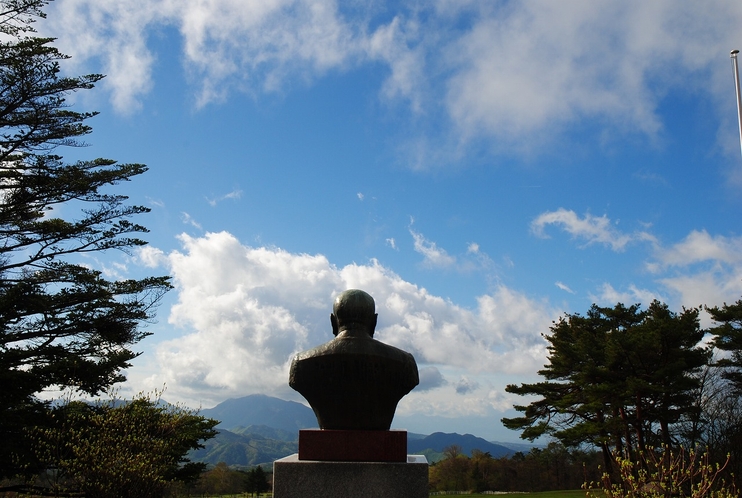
[0,0,171,476]
[503,301,710,469]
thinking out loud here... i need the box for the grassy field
[432,491,587,498]
[202,491,590,498]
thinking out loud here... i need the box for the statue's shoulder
[292,341,336,362]
[292,337,414,362]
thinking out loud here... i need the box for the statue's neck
[336,326,373,339]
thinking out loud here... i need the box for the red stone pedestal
[298,429,407,462]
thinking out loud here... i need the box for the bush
[25,391,217,498]
[585,446,737,497]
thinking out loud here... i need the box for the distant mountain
[232,424,297,442]
[190,429,297,468]
[189,395,524,468]
[200,394,318,434]
[408,432,513,460]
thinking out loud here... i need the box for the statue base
[272,454,428,498]
[298,429,406,462]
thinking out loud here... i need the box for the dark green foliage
[707,299,742,391]
[191,462,246,495]
[0,0,171,478]
[503,301,709,468]
[244,465,271,496]
[428,442,602,493]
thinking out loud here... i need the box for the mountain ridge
[190,394,532,467]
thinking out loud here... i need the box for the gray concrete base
[272,454,428,498]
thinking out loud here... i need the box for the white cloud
[555,281,574,294]
[443,1,742,151]
[591,282,662,307]
[454,376,479,395]
[531,208,655,251]
[651,230,742,269]
[417,366,445,392]
[42,1,742,154]
[647,230,742,310]
[136,246,168,268]
[45,0,362,110]
[180,212,202,229]
[581,229,742,313]
[206,189,243,207]
[135,231,555,412]
[410,228,457,268]
[365,15,426,111]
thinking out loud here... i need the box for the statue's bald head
[331,289,377,337]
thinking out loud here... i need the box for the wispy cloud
[180,212,202,229]
[43,1,742,154]
[531,208,655,251]
[650,230,742,269]
[410,228,457,268]
[206,189,243,207]
[646,231,742,310]
[590,283,661,308]
[555,281,574,294]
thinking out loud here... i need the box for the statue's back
[290,337,418,430]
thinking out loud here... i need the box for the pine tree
[503,301,709,469]
[0,0,171,477]
[707,299,742,391]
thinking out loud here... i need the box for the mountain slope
[189,395,524,467]
[190,429,298,467]
[200,394,317,433]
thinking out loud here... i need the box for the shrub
[585,446,736,498]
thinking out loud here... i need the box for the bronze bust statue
[289,289,419,430]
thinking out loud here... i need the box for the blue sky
[37,0,742,442]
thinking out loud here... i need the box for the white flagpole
[732,50,742,160]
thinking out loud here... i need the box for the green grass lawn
[203,491,589,498]
[433,491,587,498]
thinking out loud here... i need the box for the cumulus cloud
[531,208,655,251]
[137,231,555,411]
[454,376,479,395]
[417,366,445,392]
[136,246,168,268]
